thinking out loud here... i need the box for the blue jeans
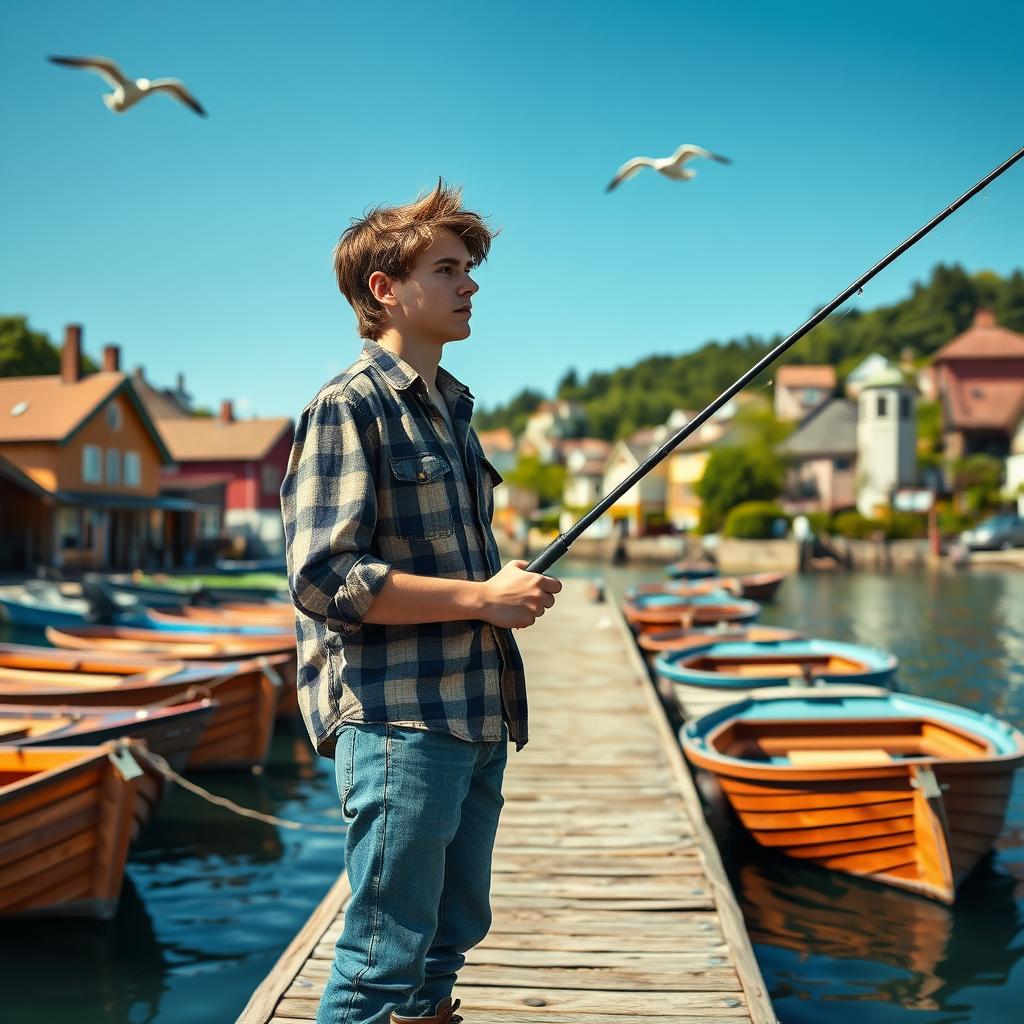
[316,723,508,1024]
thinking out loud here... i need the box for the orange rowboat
[621,592,760,634]
[43,625,299,719]
[681,687,1024,903]
[0,700,216,772]
[0,740,164,918]
[0,647,283,770]
[637,625,802,658]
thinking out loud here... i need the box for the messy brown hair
[332,180,497,340]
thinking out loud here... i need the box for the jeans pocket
[337,724,357,820]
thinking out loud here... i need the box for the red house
[931,309,1024,459]
[157,401,293,559]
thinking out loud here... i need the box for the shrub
[807,511,832,535]
[831,509,883,539]
[723,502,790,539]
[879,510,928,539]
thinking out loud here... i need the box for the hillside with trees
[473,264,1024,440]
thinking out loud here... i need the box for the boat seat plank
[786,748,894,767]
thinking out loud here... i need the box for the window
[876,395,888,417]
[82,445,102,483]
[802,387,822,406]
[106,448,120,485]
[106,402,122,430]
[198,509,221,539]
[834,457,852,471]
[261,464,282,495]
[124,451,141,487]
[899,394,911,420]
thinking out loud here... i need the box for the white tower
[856,366,917,517]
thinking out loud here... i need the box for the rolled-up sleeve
[281,392,391,635]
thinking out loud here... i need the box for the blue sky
[2,1,1021,420]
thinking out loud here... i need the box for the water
[2,566,1022,1022]
[580,563,1024,1024]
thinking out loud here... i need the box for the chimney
[102,344,121,372]
[176,372,186,394]
[973,308,996,329]
[61,324,83,384]
[220,399,235,424]
[133,365,145,383]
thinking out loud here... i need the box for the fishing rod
[526,144,1024,575]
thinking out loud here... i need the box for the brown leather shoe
[390,996,463,1024]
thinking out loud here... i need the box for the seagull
[605,144,730,192]
[47,55,207,117]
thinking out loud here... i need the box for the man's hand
[481,560,562,629]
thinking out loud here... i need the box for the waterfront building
[856,366,918,518]
[773,364,836,421]
[778,398,858,514]
[0,325,176,570]
[157,402,293,558]
[930,309,1024,459]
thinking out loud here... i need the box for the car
[959,514,1024,551]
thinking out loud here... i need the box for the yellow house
[665,418,733,529]
[601,430,668,537]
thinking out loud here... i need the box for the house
[777,398,858,514]
[773,364,836,421]
[561,439,613,509]
[156,402,293,558]
[844,353,893,398]
[1005,411,1024,516]
[520,399,587,462]
[930,309,1024,459]
[0,325,176,570]
[855,366,917,517]
[601,427,671,537]
[664,415,731,531]
[476,428,536,538]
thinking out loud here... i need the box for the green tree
[695,446,784,533]
[951,453,1004,516]
[505,455,567,506]
[0,316,60,376]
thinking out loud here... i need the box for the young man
[281,182,561,1024]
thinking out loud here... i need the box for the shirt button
[417,470,427,481]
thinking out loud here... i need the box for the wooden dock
[236,579,776,1024]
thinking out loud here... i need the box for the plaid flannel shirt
[281,340,528,757]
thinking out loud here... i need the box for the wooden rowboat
[664,560,718,580]
[655,638,898,719]
[735,572,786,602]
[621,592,760,634]
[0,647,282,770]
[632,572,786,603]
[637,624,802,658]
[0,740,164,918]
[146,604,292,629]
[43,625,299,719]
[0,700,216,772]
[681,687,1024,903]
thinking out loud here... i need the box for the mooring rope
[136,747,348,834]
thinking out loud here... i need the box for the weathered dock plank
[236,579,776,1024]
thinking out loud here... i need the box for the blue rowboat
[0,585,149,630]
[655,638,898,719]
[680,688,1024,903]
[664,561,718,580]
[622,590,761,633]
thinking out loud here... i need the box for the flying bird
[47,55,207,117]
[605,144,730,192]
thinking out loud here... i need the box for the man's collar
[361,339,473,400]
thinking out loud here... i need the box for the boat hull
[0,742,164,918]
[681,691,1024,903]
[0,700,216,773]
[0,657,283,770]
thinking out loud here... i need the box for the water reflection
[2,876,168,1024]
[581,563,1024,1024]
